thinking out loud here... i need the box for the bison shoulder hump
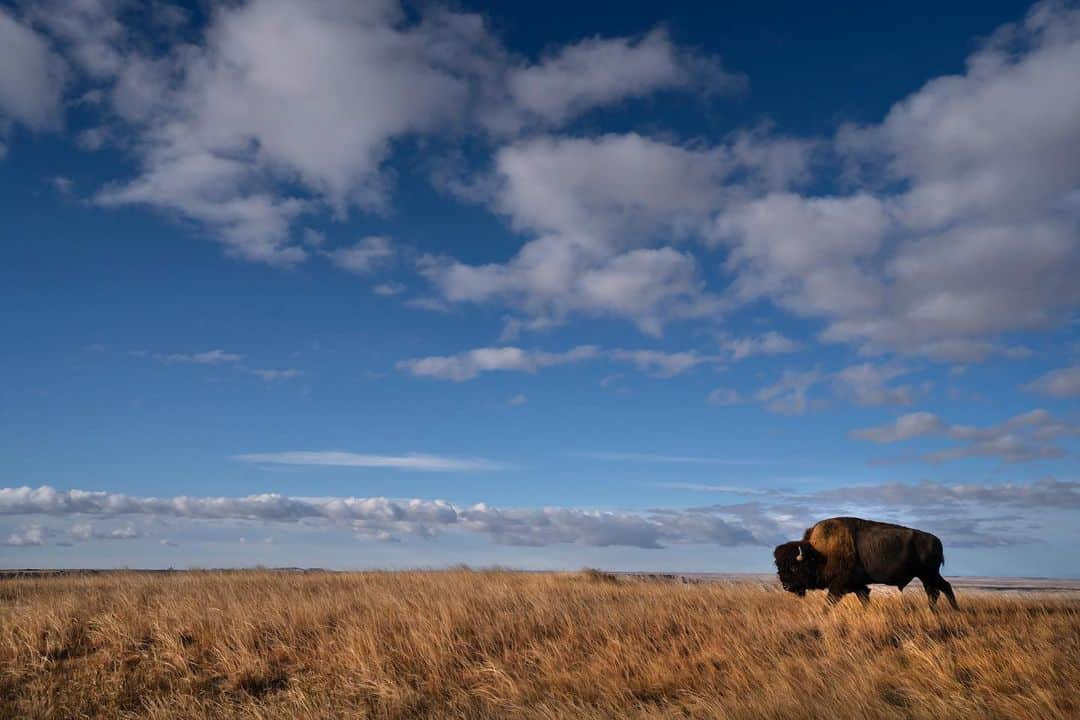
[807,518,858,570]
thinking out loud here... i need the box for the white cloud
[0,9,66,132]
[86,0,497,264]
[136,348,300,381]
[399,345,720,381]
[608,349,721,377]
[850,408,1078,463]
[3,524,45,546]
[51,176,74,194]
[712,192,890,320]
[721,331,801,361]
[424,131,810,334]
[326,236,395,274]
[398,345,601,381]
[70,522,139,541]
[706,388,741,406]
[579,452,760,465]
[504,28,743,127]
[811,477,1080,510]
[234,451,503,472]
[29,0,126,79]
[755,368,822,415]
[700,2,1080,359]
[1025,366,1080,398]
[0,485,757,548]
[373,282,405,297]
[55,2,742,269]
[153,349,244,365]
[834,363,914,406]
[242,367,303,382]
[850,411,944,443]
[507,393,527,406]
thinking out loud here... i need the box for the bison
[774,517,958,609]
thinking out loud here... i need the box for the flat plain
[1,569,1077,719]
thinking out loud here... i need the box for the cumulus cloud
[423,131,810,334]
[718,1,1080,358]
[15,0,1076,361]
[398,345,601,381]
[713,193,890,320]
[834,363,914,406]
[84,0,498,264]
[29,0,126,79]
[4,524,46,546]
[233,451,503,472]
[0,485,757,548]
[36,1,741,268]
[850,411,945,443]
[70,522,139,541]
[720,331,801,361]
[504,28,743,127]
[690,2,1080,358]
[325,236,395,274]
[1025,366,1080,398]
[0,8,66,133]
[850,408,1078,463]
[608,349,722,377]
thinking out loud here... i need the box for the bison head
[773,541,820,596]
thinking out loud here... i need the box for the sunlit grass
[1,569,1076,718]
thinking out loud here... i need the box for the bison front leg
[855,586,871,607]
[825,581,847,608]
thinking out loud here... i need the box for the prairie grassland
[0,570,1077,719]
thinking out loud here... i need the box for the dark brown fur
[774,517,958,609]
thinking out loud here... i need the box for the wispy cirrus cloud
[234,451,504,472]
[134,348,302,382]
[150,349,244,365]
[754,368,822,415]
[398,345,722,381]
[576,452,763,466]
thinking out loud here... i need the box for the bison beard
[773,542,819,597]
[773,517,959,610]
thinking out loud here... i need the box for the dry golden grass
[0,569,1077,719]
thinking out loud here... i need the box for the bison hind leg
[936,575,959,610]
[923,580,940,609]
[921,573,959,611]
[855,586,871,607]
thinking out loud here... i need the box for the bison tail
[932,536,945,569]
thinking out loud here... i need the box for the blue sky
[1,0,1078,576]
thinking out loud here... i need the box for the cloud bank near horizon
[3,479,1075,553]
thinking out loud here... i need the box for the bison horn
[796,546,804,562]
